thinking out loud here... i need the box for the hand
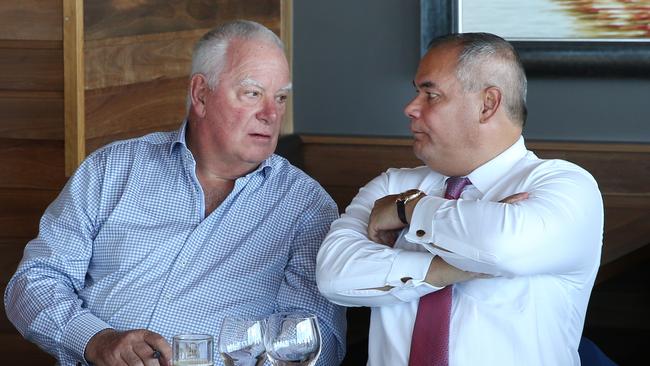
[85,328,172,366]
[368,194,405,246]
[499,192,529,204]
[424,256,488,287]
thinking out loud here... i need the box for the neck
[185,119,258,180]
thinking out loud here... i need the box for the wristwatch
[395,189,424,224]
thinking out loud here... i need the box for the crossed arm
[316,165,601,307]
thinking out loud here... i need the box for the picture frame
[420,0,650,77]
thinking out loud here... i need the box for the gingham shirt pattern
[4,123,346,365]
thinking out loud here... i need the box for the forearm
[317,216,439,307]
[407,170,603,276]
[5,259,111,362]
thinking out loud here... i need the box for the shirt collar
[168,120,189,155]
[466,136,527,194]
[169,120,274,178]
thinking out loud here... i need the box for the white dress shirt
[316,137,603,366]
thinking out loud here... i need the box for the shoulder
[88,131,176,161]
[521,152,600,192]
[73,130,177,184]
[266,154,337,207]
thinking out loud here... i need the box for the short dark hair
[428,33,528,126]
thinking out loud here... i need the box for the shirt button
[416,229,426,237]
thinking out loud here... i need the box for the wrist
[85,328,116,362]
[404,193,425,225]
[395,189,424,224]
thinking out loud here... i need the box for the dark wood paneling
[0,237,30,333]
[0,189,59,238]
[0,2,61,41]
[85,77,187,154]
[84,0,280,40]
[0,334,56,365]
[0,91,63,140]
[0,238,30,285]
[534,149,650,195]
[0,43,63,91]
[85,30,201,89]
[0,139,66,189]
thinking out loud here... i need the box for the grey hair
[428,33,528,126]
[186,20,285,113]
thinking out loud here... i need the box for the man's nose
[404,97,420,119]
[257,98,279,124]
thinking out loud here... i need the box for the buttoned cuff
[405,195,446,244]
[385,250,441,302]
[62,312,112,364]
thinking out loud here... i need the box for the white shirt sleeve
[406,161,603,277]
[316,171,440,307]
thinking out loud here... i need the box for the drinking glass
[218,316,266,366]
[264,312,321,366]
[173,334,214,366]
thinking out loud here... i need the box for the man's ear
[480,86,502,123]
[189,74,209,117]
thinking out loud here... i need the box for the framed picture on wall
[420,0,650,77]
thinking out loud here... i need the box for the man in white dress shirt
[316,33,603,365]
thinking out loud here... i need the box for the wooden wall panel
[0,139,66,190]
[0,1,63,362]
[85,30,202,89]
[0,1,62,41]
[0,190,59,238]
[0,42,63,91]
[85,77,187,153]
[0,334,56,365]
[84,0,280,40]
[0,91,63,140]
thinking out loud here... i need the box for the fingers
[132,341,162,366]
[87,329,171,366]
[368,226,398,247]
[143,330,172,366]
[499,191,529,204]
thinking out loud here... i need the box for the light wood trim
[63,0,85,176]
[281,0,293,134]
[300,135,650,152]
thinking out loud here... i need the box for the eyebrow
[240,78,292,93]
[278,83,292,93]
[240,78,263,89]
[413,80,436,89]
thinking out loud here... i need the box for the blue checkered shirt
[4,122,346,365]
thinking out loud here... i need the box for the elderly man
[5,20,345,366]
[317,33,603,366]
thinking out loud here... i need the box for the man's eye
[427,92,439,100]
[245,90,261,98]
[276,95,288,104]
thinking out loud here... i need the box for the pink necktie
[408,177,471,366]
